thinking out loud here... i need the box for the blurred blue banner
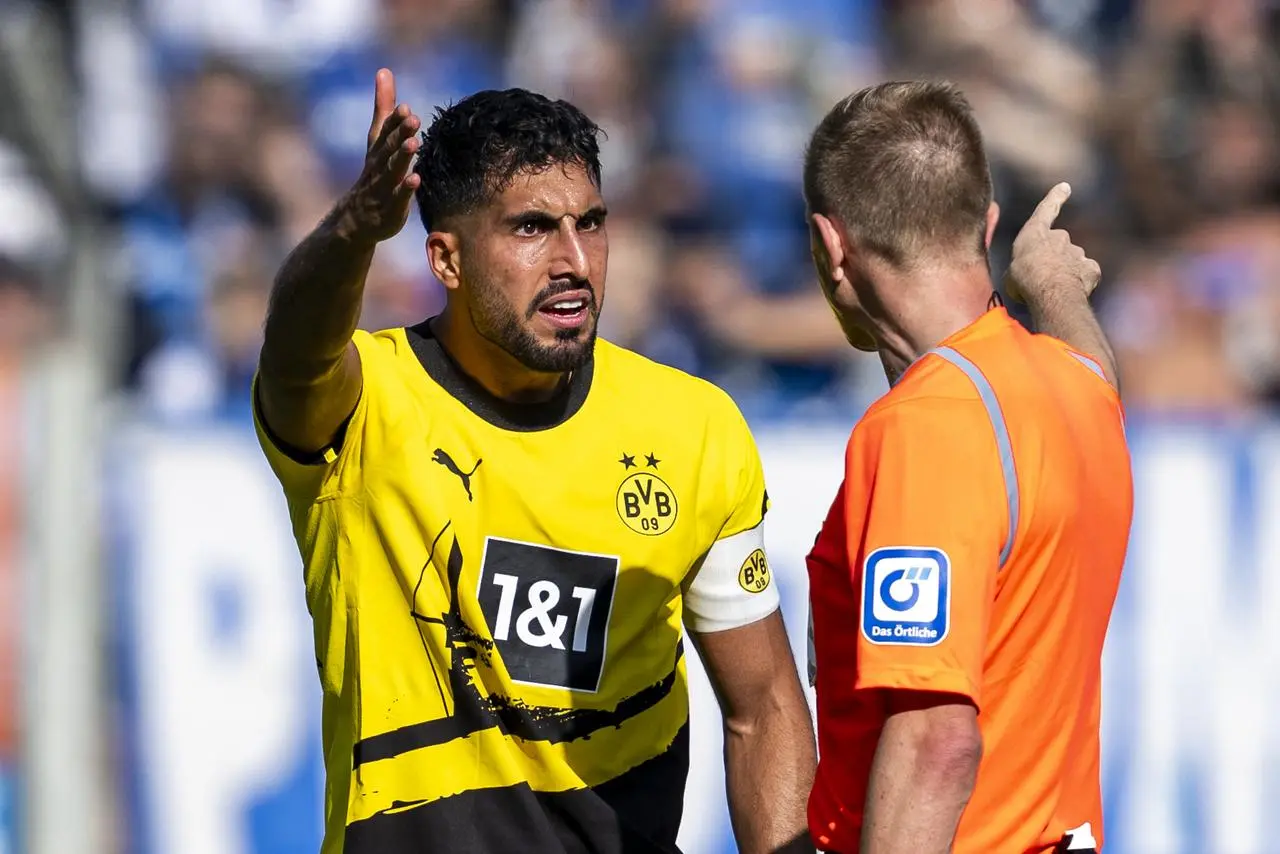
[0,764,14,854]
[109,419,1280,854]
[109,428,325,854]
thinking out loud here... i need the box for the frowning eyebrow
[503,205,609,229]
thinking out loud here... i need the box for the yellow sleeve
[717,398,769,540]
[251,330,380,505]
[681,389,779,633]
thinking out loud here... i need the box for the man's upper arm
[257,338,364,458]
[253,334,373,500]
[683,397,779,634]
[846,399,1006,707]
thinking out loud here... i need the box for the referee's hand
[334,68,423,246]
[1004,182,1102,307]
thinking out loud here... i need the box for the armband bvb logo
[615,451,678,535]
[738,548,770,593]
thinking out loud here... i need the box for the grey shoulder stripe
[930,347,1019,569]
[1069,351,1107,382]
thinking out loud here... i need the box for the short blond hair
[804,81,993,266]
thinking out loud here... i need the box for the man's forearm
[1025,291,1119,390]
[1003,182,1118,390]
[260,203,376,385]
[724,690,817,854]
[861,714,979,854]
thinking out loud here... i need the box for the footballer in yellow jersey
[253,74,816,854]
[256,324,776,852]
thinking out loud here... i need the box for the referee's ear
[984,201,1001,251]
[810,212,847,286]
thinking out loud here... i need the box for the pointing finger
[368,68,398,147]
[1027,182,1072,232]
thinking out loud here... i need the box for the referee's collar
[403,319,594,432]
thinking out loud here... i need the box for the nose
[551,218,591,282]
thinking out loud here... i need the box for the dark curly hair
[413,89,604,232]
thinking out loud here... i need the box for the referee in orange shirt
[802,82,1133,853]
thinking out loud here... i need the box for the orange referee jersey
[806,307,1132,853]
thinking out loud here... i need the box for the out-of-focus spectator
[137,231,273,424]
[0,256,51,364]
[255,118,338,245]
[141,0,375,76]
[1109,0,1280,239]
[303,0,503,301]
[1103,250,1257,414]
[0,141,66,268]
[1104,207,1280,413]
[359,250,445,333]
[55,0,1280,417]
[646,0,882,405]
[886,0,1106,274]
[1096,0,1280,411]
[304,0,503,184]
[120,57,275,386]
[0,257,45,795]
[510,10,651,203]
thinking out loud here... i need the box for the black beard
[470,280,599,373]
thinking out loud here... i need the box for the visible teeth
[552,299,585,310]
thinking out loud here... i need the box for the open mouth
[535,290,592,329]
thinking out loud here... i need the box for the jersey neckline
[894,306,1014,387]
[402,319,595,432]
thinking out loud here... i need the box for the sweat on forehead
[413,88,604,232]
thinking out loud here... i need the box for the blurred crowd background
[2,1,1280,853]
[4,0,1280,422]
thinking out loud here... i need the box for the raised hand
[1003,183,1119,386]
[1003,183,1101,306]
[335,68,423,245]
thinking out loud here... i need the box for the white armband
[683,522,780,633]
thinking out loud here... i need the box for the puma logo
[433,448,482,502]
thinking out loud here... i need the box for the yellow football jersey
[253,322,778,854]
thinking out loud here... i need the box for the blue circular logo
[879,568,921,612]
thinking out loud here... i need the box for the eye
[578,211,607,232]
[513,217,554,236]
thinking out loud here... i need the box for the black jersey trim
[404,319,594,432]
[251,376,355,465]
[352,639,685,768]
[345,725,689,854]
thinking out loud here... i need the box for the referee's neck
[866,262,993,382]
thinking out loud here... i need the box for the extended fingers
[369,103,412,153]
[1028,182,1072,231]
[384,117,422,177]
[392,171,422,206]
[368,68,398,146]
